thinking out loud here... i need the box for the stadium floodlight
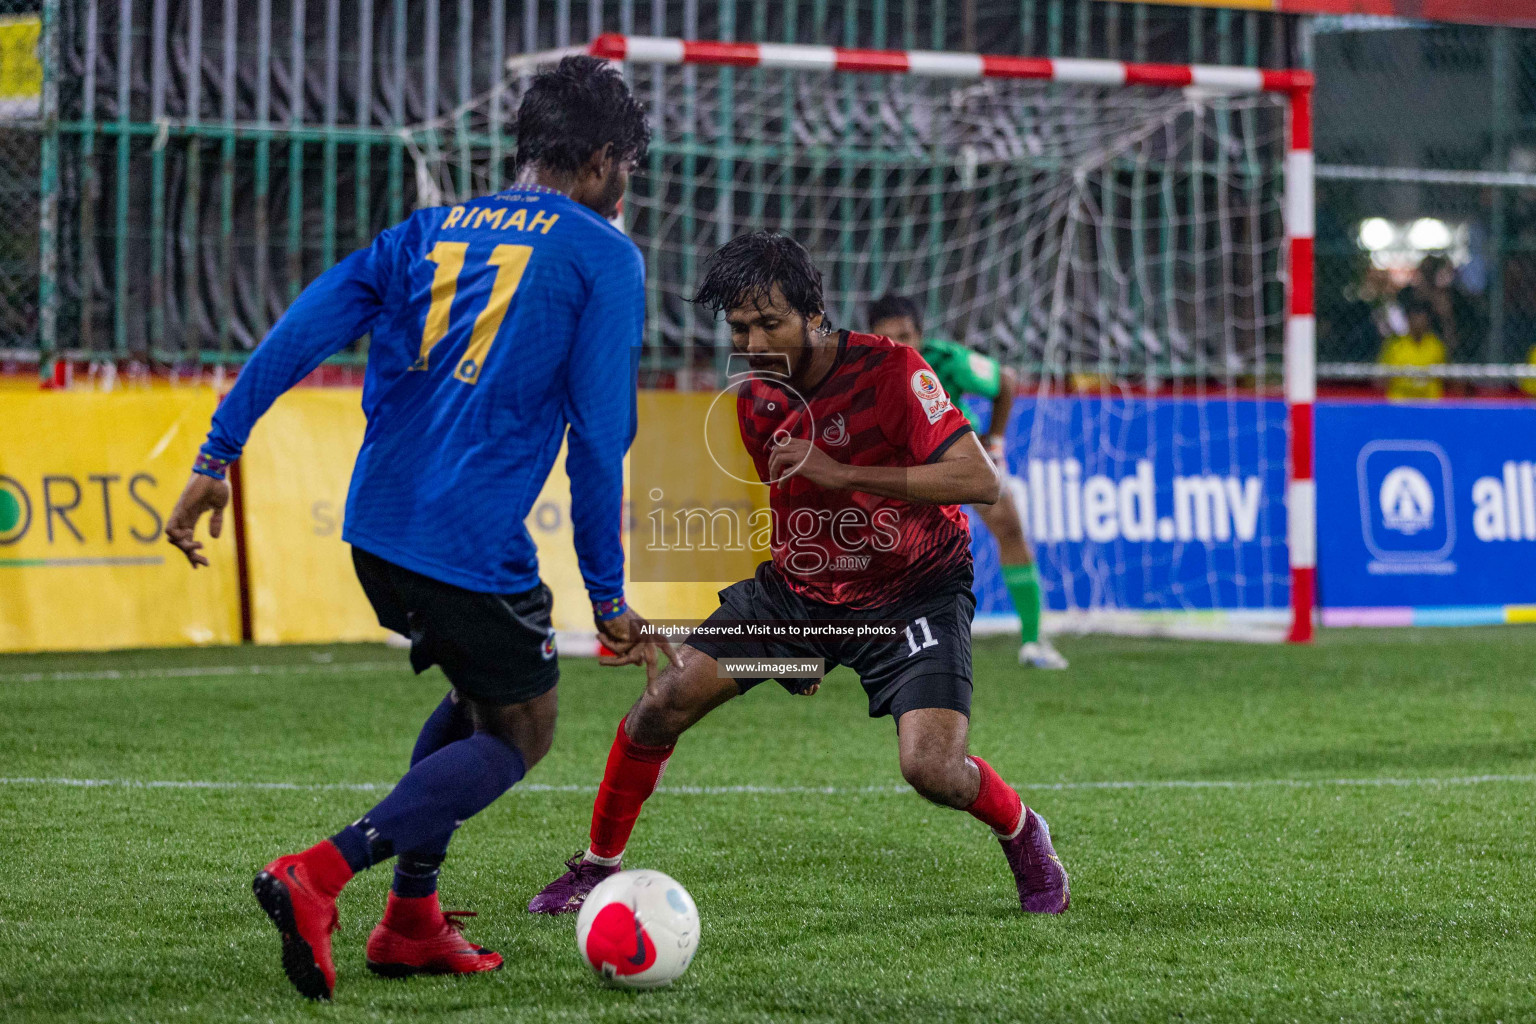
[1358,218,1396,252]
[408,36,1316,643]
[1407,217,1452,252]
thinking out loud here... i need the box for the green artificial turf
[1,628,1534,1022]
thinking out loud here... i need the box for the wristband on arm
[193,452,232,481]
[593,595,629,622]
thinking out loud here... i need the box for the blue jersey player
[163,57,667,1000]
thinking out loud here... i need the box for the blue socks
[392,850,446,898]
[391,692,473,896]
[410,691,473,767]
[331,731,527,875]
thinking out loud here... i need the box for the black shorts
[685,561,975,720]
[352,546,559,707]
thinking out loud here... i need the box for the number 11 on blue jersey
[413,242,535,384]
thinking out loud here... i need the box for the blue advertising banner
[966,396,1291,628]
[1314,401,1536,626]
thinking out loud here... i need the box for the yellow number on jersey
[415,241,467,370]
[414,242,534,384]
[455,244,533,384]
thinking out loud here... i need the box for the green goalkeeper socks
[1002,563,1042,645]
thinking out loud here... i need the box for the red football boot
[365,893,504,978]
[252,846,347,1000]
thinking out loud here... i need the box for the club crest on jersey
[821,413,849,447]
[910,369,952,424]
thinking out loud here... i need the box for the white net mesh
[408,55,1294,636]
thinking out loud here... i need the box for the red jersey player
[528,232,1069,916]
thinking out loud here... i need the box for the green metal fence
[10,0,1301,376]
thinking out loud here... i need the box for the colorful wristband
[593,595,629,622]
[193,452,232,481]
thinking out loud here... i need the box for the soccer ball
[575,869,699,988]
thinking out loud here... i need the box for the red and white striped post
[583,35,1318,642]
[1284,84,1316,643]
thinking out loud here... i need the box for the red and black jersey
[736,331,975,610]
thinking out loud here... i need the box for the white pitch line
[1,773,1534,797]
[0,661,407,684]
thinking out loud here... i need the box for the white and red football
[575,869,700,989]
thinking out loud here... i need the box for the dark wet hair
[513,56,650,173]
[868,293,923,333]
[692,232,828,325]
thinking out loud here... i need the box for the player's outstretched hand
[767,437,847,489]
[598,636,669,680]
[595,606,645,656]
[596,606,677,677]
[165,472,231,568]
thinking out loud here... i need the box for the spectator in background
[1378,291,1447,401]
[1521,342,1536,399]
[1414,254,1482,359]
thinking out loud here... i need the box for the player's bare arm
[767,430,1000,505]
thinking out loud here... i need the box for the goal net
[407,37,1312,642]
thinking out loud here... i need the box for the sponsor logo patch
[910,369,953,424]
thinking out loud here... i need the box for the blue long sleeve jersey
[200,185,642,600]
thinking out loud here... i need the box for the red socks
[965,756,1025,838]
[587,716,674,861]
[380,891,444,938]
[299,839,355,897]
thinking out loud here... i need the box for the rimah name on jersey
[442,205,561,234]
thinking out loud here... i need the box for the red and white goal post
[415,35,1316,643]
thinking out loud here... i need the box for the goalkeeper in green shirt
[870,295,1068,670]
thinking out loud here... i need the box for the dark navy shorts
[353,546,558,707]
[685,561,975,720]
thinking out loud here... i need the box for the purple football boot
[527,852,622,915]
[1000,807,1070,914]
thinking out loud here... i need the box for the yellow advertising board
[627,389,768,625]
[237,388,763,641]
[534,390,767,632]
[238,388,390,644]
[0,387,769,652]
[0,389,241,651]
